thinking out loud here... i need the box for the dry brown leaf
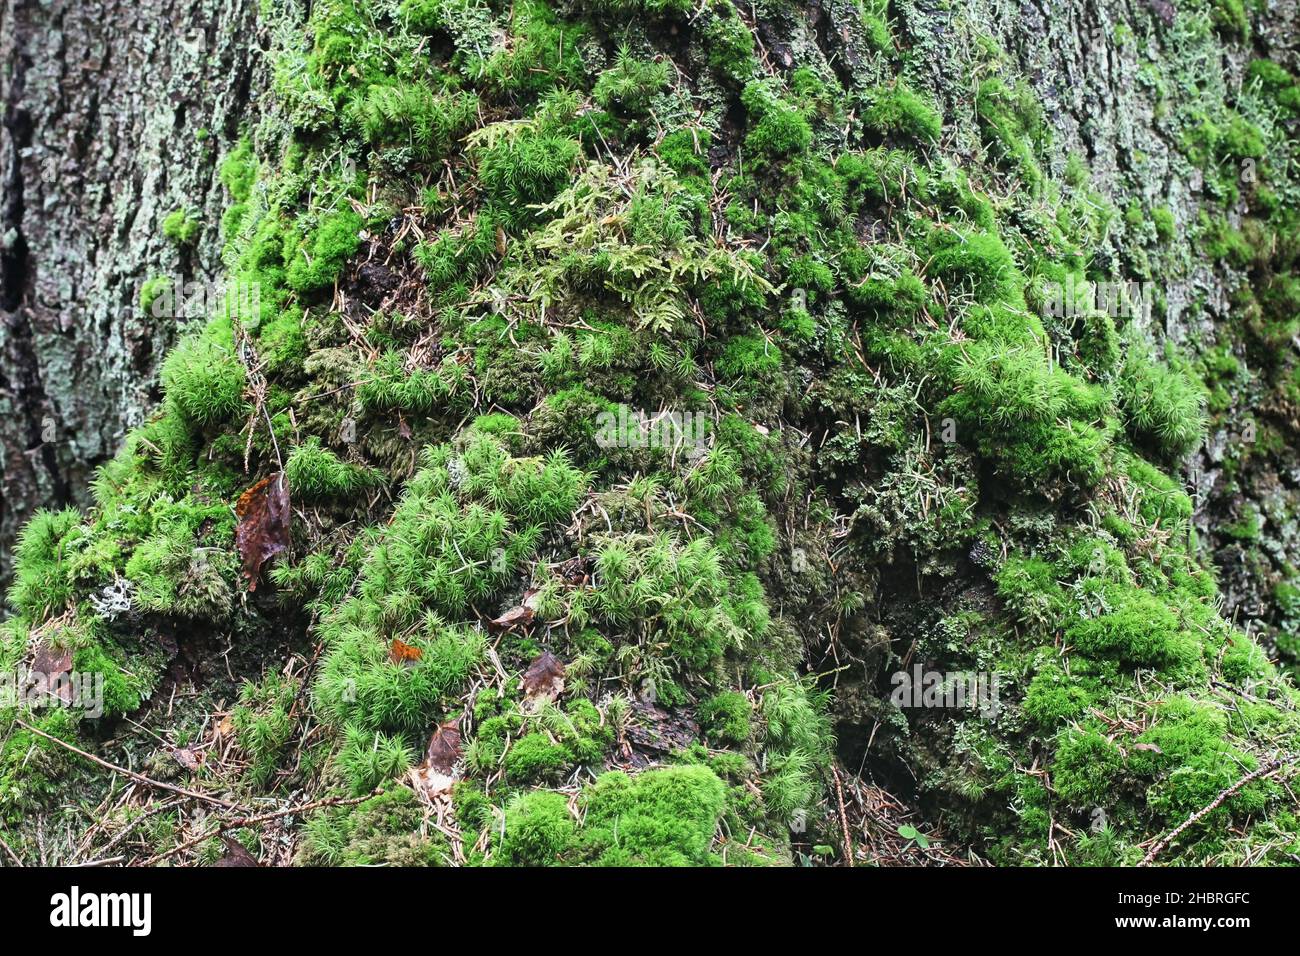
[521,650,566,709]
[212,835,259,867]
[171,746,202,772]
[235,473,291,591]
[410,718,462,801]
[488,604,534,632]
[214,715,235,741]
[488,589,541,633]
[389,638,423,664]
[423,718,462,774]
[30,643,74,704]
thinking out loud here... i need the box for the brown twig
[831,766,854,867]
[141,792,374,866]
[0,833,23,867]
[1141,753,1299,865]
[15,719,241,810]
[78,795,184,863]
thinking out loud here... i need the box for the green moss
[939,333,1113,488]
[658,128,711,179]
[700,690,753,745]
[1023,662,1096,728]
[1184,114,1265,193]
[759,676,833,820]
[219,137,258,203]
[593,47,669,120]
[975,77,1047,190]
[581,0,693,17]
[1221,506,1261,542]
[477,0,587,97]
[1221,632,1269,683]
[996,555,1068,630]
[742,82,812,166]
[162,208,201,246]
[1052,727,1124,808]
[1130,698,1269,823]
[578,532,769,673]
[312,435,584,742]
[305,786,448,865]
[139,275,173,315]
[863,83,942,145]
[232,672,297,788]
[348,83,478,161]
[8,0,1298,871]
[927,228,1020,302]
[703,2,757,83]
[1065,582,1202,673]
[1119,347,1208,460]
[285,439,380,500]
[0,709,80,822]
[356,350,469,413]
[716,334,783,381]
[161,333,248,429]
[862,11,893,53]
[7,508,83,622]
[1209,0,1250,38]
[579,765,727,866]
[1152,206,1175,243]
[1249,59,1300,114]
[496,790,576,865]
[286,208,364,293]
[476,129,581,220]
[336,724,415,794]
[503,731,571,782]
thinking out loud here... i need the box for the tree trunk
[0,0,263,577]
[0,0,1297,869]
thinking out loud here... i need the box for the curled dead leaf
[171,746,202,772]
[488,604,534,632]
[212,835,259,867]
[424,718,462,774]
[235,473,291,591]
[411,718,462,801]
[521,650,566,710]
[488,590,541,633]
[30,643,74,705]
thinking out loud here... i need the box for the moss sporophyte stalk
[1,0,1298,868]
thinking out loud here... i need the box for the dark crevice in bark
[1,28,29,313]
[808,0,858,94]
[2,18,71,528]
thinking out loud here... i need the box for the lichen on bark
[0,0,265,581]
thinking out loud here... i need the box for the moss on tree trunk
[0,0,1298,867]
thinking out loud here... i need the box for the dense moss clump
[2,0,1299,869]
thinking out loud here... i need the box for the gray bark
[0,0,264,578]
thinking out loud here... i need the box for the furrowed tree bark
[0,0,265,579]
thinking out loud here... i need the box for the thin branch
[15,719,241,811]
[141,792,374,866]
[1141,753,1300,865]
